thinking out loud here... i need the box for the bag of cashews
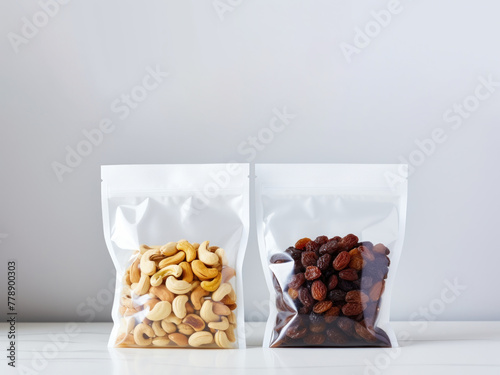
[101,164,249,348]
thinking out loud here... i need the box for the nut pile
[116,240,237,348]
[270,234,391,347]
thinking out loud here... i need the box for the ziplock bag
[102,164,249,348]
[256,164,408,347]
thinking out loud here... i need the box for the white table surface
[1,322,499,375]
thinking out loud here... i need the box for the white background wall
[0,0,499,322]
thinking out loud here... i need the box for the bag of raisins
[101,164,249,349]
[256,164,408,347]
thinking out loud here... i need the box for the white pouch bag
[102,164,249,348]
[256,164,408,347]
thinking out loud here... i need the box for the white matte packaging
[101,164,249,349]
[256,164,408,348]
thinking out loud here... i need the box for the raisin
[360,275,374,289]
[298,305,312,314]
[352,279,361,289]
[286,324,307,339]
[317,253,331,271]
[288,273,306,289]
[345,290,369,304]
[369,281,384,301]
[349,255,364,271]
[331,236,342,242]
[287,287,299,299]
[319,239,340,255]
[311,280,327,301]
[293,259,305,273]
[354,323,377,342]
[373,243,390,255]
[360,241,374,251]
[305,266,321,280]
[294,238,311,250]
[327,274,338,290]
[358,245,375,262]
[333,251,350,271]
[305,240,319,252]
[339,268,359,281]
[338,279,356,292]
[337,317,354,334]
[301,251,318,267]
[313,300,333,314]
[270,253,292,264]
[298,287,314,308]
[309,311,324,323]
[285,247,302,260]
[309,321,327,333]
[342,302,364,316]
[324,306,340,323]
[338,234,359,251]
[326,328,348,344]
[314,235,329,246]
[328,289,346,303]
[303,333,326,345]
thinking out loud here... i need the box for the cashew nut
[176,240,197,262]
[190,286,209,310]
[140,249,159,276]
[152,321,166,337]
[139,244,159,254]
[160,242,178,256]
[168,333,188,346]
[208,316,229,331]
[191,260,219,281]
[133,274,150,295]
[150,265,182,287]
[200,272,222,292]
[213,301,231,316]
[221,266,236,283]
[149,285,175,303]
[198,241,220,266]
[212,283,232,302]
[172,295,189,319]
[226,324,236,342]
[116,333,136,347]
[188,331,213,347]
[152,337,170,346]
[143,298,160,312]
[163,313,182,325]
[160,320,177,334]
[166,276,192,294]
[215,248,228,266]
[158,252,185,268]
[214,330,232,348]
[133,323,154,346]
[200,300,220,323]
[177,323,195,336]
[179,262,194,283]
[146,301,172,321]
[228,311,236,325]
[130,257,141,283]
[182,313,206,331]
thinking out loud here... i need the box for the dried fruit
[373,243,390,255]
[313,300,333,314]
[294,238,311,250]
[314,235,329,245]
[324,306,340,323]
[305,240,319,252]
[287,287,299,299]
[327,274,338,290]
[298,287,314,308]
[333,251,350,271]
[342,302,364,316]
[345,290,369,304]
[318,239,340,255]
[369,281,384,301]
[328,289,346,303]
[311,280,327,301]
[288,273,306,289]
[338,234,359,251]
[348,256,364,271]
[305,266,321,280]
[339,268,358,281]
[326,328,348,344]
[303,333,326,345]
[286,324,307,339]
[309,321,327,333]
[285,247,302,260]
[270,253,292,264]
[301,251,318,267]
[317,254,331,271]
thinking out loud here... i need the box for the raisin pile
[269,234,391,347]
